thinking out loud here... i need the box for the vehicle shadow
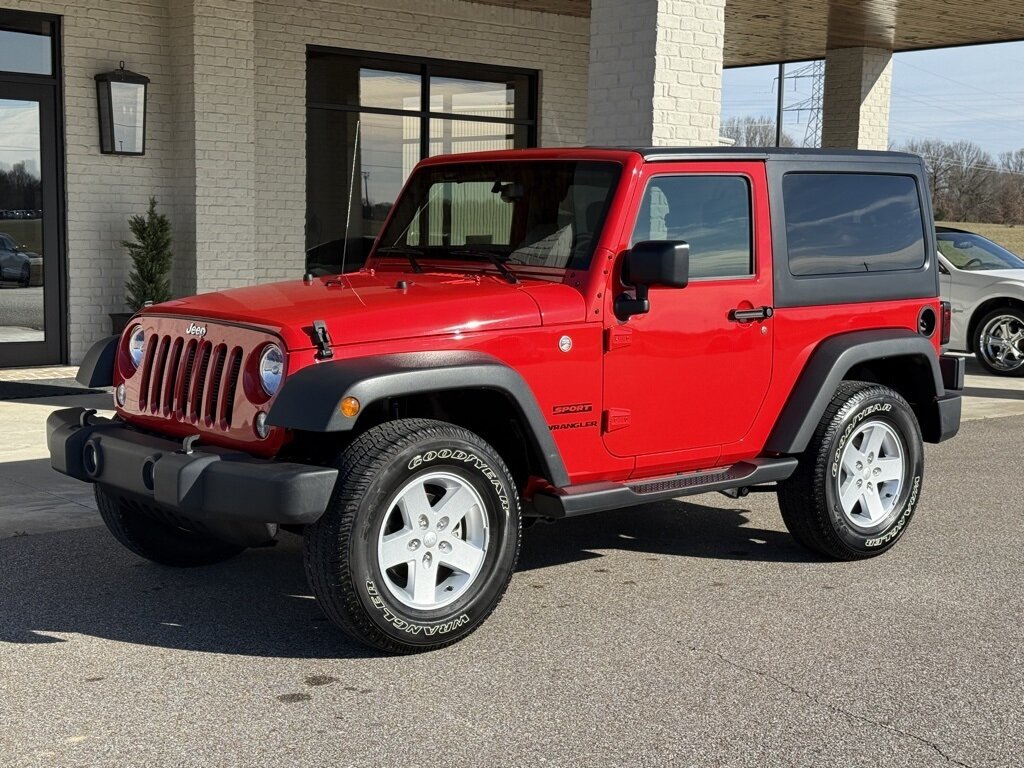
[518,496,814,571]
[0,496,811,658]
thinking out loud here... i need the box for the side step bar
[531,457,798,519]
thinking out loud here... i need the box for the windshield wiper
[449,249,518,284]
[375,246,424,273]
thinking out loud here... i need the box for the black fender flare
[76,335,118,387]
[267,351,569,486]
[765,329,946,454]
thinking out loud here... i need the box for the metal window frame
[306,45,540,152]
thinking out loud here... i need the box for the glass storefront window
[360,69,421,111]
[306,49,537,273]
[428,118,516,157]
[429,76,516,119]
[0,99,44,343]
[0,22,52,76]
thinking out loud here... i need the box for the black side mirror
[615,240,689,320]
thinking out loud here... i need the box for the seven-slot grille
[137,335,245,428]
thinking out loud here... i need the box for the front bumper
[47,408,337,524]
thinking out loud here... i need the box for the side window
[631,175,753,279]
[783,173,927,276]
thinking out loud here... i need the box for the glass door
[0,12,64,367]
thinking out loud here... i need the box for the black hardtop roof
[610,146,923,164]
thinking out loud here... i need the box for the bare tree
[996,150,1024,225]
[721,116,796,147]
[897,139,997,222]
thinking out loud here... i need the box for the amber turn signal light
[340,396,360,418]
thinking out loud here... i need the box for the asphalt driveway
[1,411,1022,767]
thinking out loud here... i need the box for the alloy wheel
[979,313,1024,372]
[376,471,490,610]
[836,420,906,531]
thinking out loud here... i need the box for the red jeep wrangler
[50,148,962,653]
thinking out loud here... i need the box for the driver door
[602,162,774,475]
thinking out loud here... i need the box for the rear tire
[95,485,246,567]
[777,381,924,560]
[304,419,521,654]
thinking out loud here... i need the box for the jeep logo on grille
[185,322,208,338]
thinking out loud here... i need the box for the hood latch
[311,319,334,360]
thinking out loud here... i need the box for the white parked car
[937,226,1024,376]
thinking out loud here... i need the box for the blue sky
[722,40,1024,157]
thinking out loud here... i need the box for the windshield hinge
[311,319,334,359]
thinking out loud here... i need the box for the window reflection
[0,27,52,76]
[429,77,516,119]
[306,51,537,274]
[360,69,420,111]
[0,98,44,342]
[306,112,420,274]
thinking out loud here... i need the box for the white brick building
[0,0,1021,366]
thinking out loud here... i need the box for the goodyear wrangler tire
[777,381,924,560]
[304,419,521,654]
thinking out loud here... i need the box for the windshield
[937,232,1024,271]
[375,160,621,272]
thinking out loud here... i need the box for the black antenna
[340,120,361,277]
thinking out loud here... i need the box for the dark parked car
[0,232,43,287]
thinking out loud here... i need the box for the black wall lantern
[95,61,149,155]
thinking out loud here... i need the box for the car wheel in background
[974,307,1024,376]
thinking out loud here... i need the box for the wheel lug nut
[857,479,863,487]
[439,541,451,554]
[437,516,449,531]
[855,461,864,471]
[417,515,429,530]
[873,467,881,476]
[422,552,432,569]
[408,538,421,551]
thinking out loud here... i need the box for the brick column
[821,46,893,150]
[169,0,256,295]
[587,0,725,147]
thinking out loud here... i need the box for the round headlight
[127,325,146,369]
[258,344,284,396]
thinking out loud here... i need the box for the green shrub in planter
[123,196,172,312]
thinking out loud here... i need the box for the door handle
[729,305,774,322]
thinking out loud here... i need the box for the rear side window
[631,175,752,279]
[783,173,927,276]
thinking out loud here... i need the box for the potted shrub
[110,196,173,334]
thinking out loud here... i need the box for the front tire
[777,382,924,560]
[95,485,246,566]
[304,419,521,654]
[973,307,1024,376]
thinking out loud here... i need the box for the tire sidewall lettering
[824,393,923,554]
[830,403,892,479]
[352,434,518,644]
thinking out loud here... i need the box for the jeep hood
[152,270,586,350]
